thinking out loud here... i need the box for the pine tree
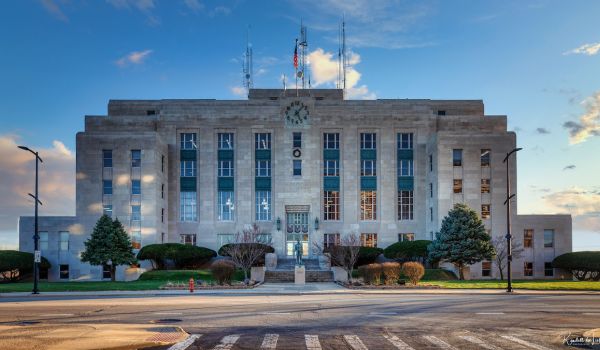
[428,203,496,280]
[81,215,136,281]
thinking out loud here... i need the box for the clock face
[284,101,309,126]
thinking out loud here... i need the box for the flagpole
[294,38,298,97]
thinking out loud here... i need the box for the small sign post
[34,250,41,263]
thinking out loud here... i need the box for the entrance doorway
[286,212,309,257]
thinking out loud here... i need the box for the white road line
[305,334,322,350]
[458,335,503,350]
[423,335,459,350]
[212,334,240,350]
[383,334,414,350]
[40,313,74,317]
[261,334,279,349]
[476,312,505,315]
[343,335,369,350]
[501,335,553,350]
[167,334,201,350]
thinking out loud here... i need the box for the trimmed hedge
[403,261,425,285]
[553,251,600,281]
[137,244,216,270]
[383,240,432,263]
[218,243,274,266]
[355,246,384,267]
[0,250,51,282]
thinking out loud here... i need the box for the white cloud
[115,49,153,67]
[564,42,600,56]
[230,86,247,98]
[107,0,159,25]
[183,0,204,12]
[40,0,68,22]
[563,91,600,144]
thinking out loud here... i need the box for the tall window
[524,229,534,248]
[59,264,69,279]
[453,179,463,193]
[429,154,433,172]
[360,233,378,247]
[103,150,112,168]
[131,180,141,195]
[39,231,48,250]
[324,133,339,149]
[161,208,165,223]
[360,191,377,220]
[180,192,197,221]
[103,180,112,195]
[181,160,197,177]
[361,160,377,176]
[360,133,376,149]
[398,133,413,149]
[131,231,141,249]
[103,204,112,217]
[481,149,491,167]
[544,229,554,248]
[218,160,233,177]
[59,231,69,251]
[544,262,554,276]
[429,183,433,198]
[131,205,141,221]
[524,262,533,276]
[481,179,491,193]
[398,233,414,242]
[256,191,271,221]
[161,184,164,199]
[218,191,234,221]
[482,261,492,277]
[398,159,413,176]
[323,191,340,220]
[293,132,302,148]
[218,133,234,149]
[255,133,271,150]
[102,264,111,279]
[180,234,197,246]
[398,190,414,220]
[453,149,463,167]
[323,233,340,249]
[481,204,491,219]
[293,160,302,176]
[161,155,165,172]
[323,160,339,176]
[181,133,197,150]
[256,160,271,177]
[131,150,141,168]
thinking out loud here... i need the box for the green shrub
[383,240,432,264]
[553,251,600,281]
[210,260,236,285]
[355,247,384,267]
[218,243,274,266]
[0,250,51,282]
[422,268,457,281]
[358,263,383,285]
[381,262,402,285]
[137,244,216,270]
[402,261,425,285]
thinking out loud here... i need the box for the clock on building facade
[284,100,309,126]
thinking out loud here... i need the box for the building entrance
[285,211,309,257]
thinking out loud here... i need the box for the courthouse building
[19,89,572,281]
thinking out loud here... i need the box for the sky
[1,0,599,251]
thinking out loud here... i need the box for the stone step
[264,270,333,283]
[276,259,321,270]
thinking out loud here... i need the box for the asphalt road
[1,292,599,349]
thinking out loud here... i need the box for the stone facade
[18,89,572,281]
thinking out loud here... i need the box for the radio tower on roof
[243,26,253,96]
[298,20,308,89]
[337,18,347,97]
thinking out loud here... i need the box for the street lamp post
[503,147,522,293]
[18,146,43,295]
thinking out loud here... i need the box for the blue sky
[1,0,599,250]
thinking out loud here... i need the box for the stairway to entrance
[264,259,334,283]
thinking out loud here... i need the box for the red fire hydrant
[189,277,194,293]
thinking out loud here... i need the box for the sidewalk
[2,282,600,298]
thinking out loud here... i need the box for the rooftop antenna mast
[342,17,347,98]
[298,20,308,89]
[337,22,342,89]
[243,26,253,96]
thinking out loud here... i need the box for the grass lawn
[426,279,600,290]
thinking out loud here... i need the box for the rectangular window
[430,207,433,221]
[218,160,233,177]
[217,234,234,248]
[218,191,234,221]
[39,231,48,251]
[102,264,111,279]
[103,150,112,168]
[544,262,554,276]
[181,160,197,177]
[256,191,272,221]
[524,262,533,276]
[361,160,377,176]
[131,230,141,249]
[360,190,377,220]
[103,204,113,217]
[482,261,492,277]
[255,133,271,150]
[360,133,376,149]
[59,264,69,279]
[131,205,141,221]
[481,204,491,219]
[429,183,433,198]
[398,233,415,242]
[360,233,378,247]
[398,190,414,220]
[180,234,197,246]
[398,133,413,150]
[161,155,165,172]
[323,191,340,221]
[323,160,339,176]
[429,154,433,172]
[161,208,165,223]
[131,150,141,168]
[180,191,197,221]
[218,133,234,150]
[453,179,463,194]
[293,160,302,176]
[398,159,413,177]
[323,233,340,249]
[481,149,491,167]
[161,184,164,199]
[544,229,554,248]
[524,229,534,248]
[131,180,141,195]
[293,132,302,148]
[255,160,271,177]
[453,149,462,167]
[103,180,112,195]
[481,179,491,193]
[324,133,340,149]
[256,234,272,244]
[181,133,197,150]
[59,231,69,251]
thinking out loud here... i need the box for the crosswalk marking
[167,334,201,350]
[261,334,279,349]
[458,335,503,350]
[305,334,322,350]
[383,334,414,350]
[212,334,240,350]
[501,335,553,350]
[344,335,369,350]
[423,335,459,350]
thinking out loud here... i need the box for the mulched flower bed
[338,281,441,289]
[160,281,262,290]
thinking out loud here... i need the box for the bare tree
[491,236,524,280]
[222,223,272,283]
[314,233,361,282]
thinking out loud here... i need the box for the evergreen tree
[428,203,495,280]
[81,215,136,281]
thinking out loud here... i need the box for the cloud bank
[564,42,600,56]
[563,91,600,144]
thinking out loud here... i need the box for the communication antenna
[342,18,347,97]
[243,26,253,95]
[298,20,308,89]
[337,22,342,89]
